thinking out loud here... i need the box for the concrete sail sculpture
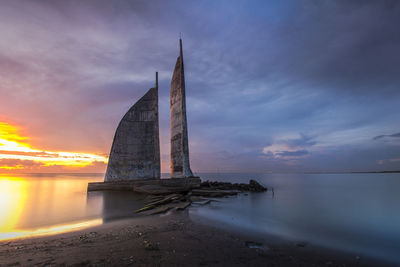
[105,73,160,181]
[170,39,194,178]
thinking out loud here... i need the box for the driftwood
[148,205,173,215]
[146,194,182,206]
[175,201,191,210]
[144,195,164,204]
[191,199,212,205]
[135,194,183,213]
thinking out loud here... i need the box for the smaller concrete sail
[170,39,194,178]
[105,73,160,181]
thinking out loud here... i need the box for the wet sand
[0,212,393,266]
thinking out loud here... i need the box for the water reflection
[0,219,102,241]
[2,172,400,264]
[0,174,106,240]
[0,177,27,236]
[190,173,400,264]
[87,191,146,222]
[0,173,148,241]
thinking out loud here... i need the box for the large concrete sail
[170,39,194,178]
[105,73,160,181]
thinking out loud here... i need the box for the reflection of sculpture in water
[86,191,146,222]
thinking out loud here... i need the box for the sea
[0,172,399,264]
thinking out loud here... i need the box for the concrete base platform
[87,177,201,194]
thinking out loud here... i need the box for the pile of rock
[200,179,267,192]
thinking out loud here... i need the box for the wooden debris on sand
[148,205,173,215]
[134,179,267,216]
[175,201,191,210]
[136,194,182,213]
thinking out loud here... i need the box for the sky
[0,0,399,173]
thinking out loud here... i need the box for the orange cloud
[0,122,26,142]
[0,121,107,172]
[0,159,43,170]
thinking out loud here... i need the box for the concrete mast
[105,72,160,181]
[170,39,194,178]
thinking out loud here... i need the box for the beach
[0,211,390,267]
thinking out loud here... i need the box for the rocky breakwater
[199,179,267,192]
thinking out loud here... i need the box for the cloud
[262,134,315,160]
[280,134,316,149]
[373,132,400,140]
[0,0,398,172]
[0,158,107,173]
[0,150,60,158]
[275,150,309,158]
[0,159,43,169]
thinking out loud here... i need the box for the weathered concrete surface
[104,74,160,181]
[170,39,194,178]
[87,177,201,192]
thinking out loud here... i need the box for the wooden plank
[175,201,191,210]
[148,205,173,215]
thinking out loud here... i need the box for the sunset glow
[0,121,107,171]
[0,177,27,235]
[0,218,103,241]
[0,174,104,241]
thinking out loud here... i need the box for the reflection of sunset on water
[0,219,102,241]
[0,121,107,171]
[0,174,103,241]
[0,177,27,236]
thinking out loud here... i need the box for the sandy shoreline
[0,211,393,267]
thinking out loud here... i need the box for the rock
[249,179,267,192]
[296,242,308,247]
[200,179,267,192]
[245,241,268,251]
[144,240,159,251]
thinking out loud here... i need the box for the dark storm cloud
[0,0,399,172]
[268,1,400,95]
[373,133,400,140]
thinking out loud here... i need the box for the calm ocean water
[0,172,399,263]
